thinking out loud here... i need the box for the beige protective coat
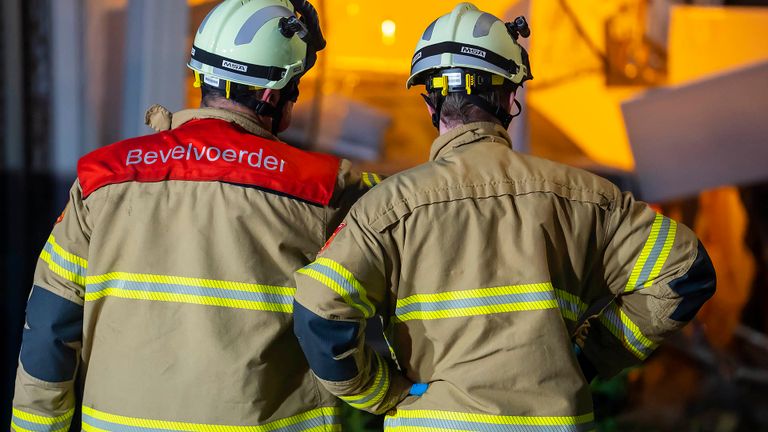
[12,108,375,431]
[294,122,715,431]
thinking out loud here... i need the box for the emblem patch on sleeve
[320,222,346,254]
[55,206,67,224]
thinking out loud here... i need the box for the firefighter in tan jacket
[10,1,380,430]
[293,4,716,431]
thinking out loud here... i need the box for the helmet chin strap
[234,79,301,135]
[420,93,443,129]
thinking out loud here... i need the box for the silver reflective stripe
[421,18,438,41]
[473,12,501,38]
[410,55,443,76]
[197,3,221,35]
[189,58,274,87]
[453,53,511,76]
[411,54,510,80]
[234,5,293,46]
[384,414,596,432]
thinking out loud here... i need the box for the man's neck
[201,99,272,131]
[439,120,502,135]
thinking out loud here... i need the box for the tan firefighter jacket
[292,122,716,431]
[11,106,382,431]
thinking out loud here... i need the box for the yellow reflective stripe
[396,283,554,308]
[40,251,85,286]
[339,353,390,409]
[361,172,381,188]
[385,427,443,432]
[362,173,373,188]
[86,272,294,296]
[81,406,341,432]
[599,303,657,359]
[643,219,677,288]
[84,273,295,313]
[10,421,33,432]
[84,288,292,313]
[11,408,73,432]
[10,419,70,432]
[12,408,74,425]
[297,267,371,317]
[47,235,88,269]
[554,289,588,322]
[394,283,558,322]
[298,257,376,317]
[394,300,558,322]
[81,423,109,432]
[386,409,595,427]
[624,214,663,292]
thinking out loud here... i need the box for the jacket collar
[145,104,277,140]
[429,122,513,161]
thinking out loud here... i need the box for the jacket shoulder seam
[369,178,617,231]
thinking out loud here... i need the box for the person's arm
[294,212,412,415]
[12,182,90,432]
[578,192,716,379]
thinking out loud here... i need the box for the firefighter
[10,0,378,430]
[292,3,716,430]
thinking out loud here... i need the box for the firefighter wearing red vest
[292,3,716,431]
[10,1,379,430]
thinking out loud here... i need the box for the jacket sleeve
[326,159,384,238]
[293,210,413,415]
[579,191,716,379]
[12,181,90,432]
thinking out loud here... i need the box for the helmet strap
[420,93,443,130]
[464,94,514,129]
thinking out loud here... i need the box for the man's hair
[201,82,267,111]
[427,86,513,127]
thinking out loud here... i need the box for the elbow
[293,301,360,382]
[668,241,716,322]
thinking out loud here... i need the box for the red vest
[78,119,340,206]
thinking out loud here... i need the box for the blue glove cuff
[409,383,429,396]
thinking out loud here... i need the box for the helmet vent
[473,13,500,38]
[234,5,292,46]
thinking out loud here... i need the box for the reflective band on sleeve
[84,272,295,313]
[394,283,558,322]
[11,408,74,432]
[39,235,88,286]
[554,289,588,322]
[384,410,595,432]
[624,215,678,292]
[81,406,341,432]
[297,258,375,318]
[339,353,390,409]
[361,173,381,188]
[599,303,657,360]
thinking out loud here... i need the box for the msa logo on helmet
[222,60,248,73]
[411,51,423,65]
[460,46,486,58]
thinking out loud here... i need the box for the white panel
[121,0,189,139]
[51,0,85,175]
[622,61,768,203]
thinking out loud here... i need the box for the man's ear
[425,100,436,116]
[421,93,436,116]
[506,88,518,111]
[261,88,279,105]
